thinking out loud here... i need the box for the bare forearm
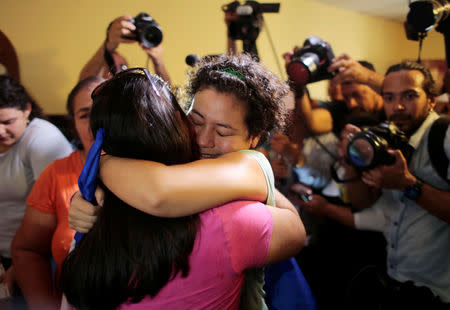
[13,252,59,310]
[323,202,355,228]
[79,43,108,81]
[346,179,380,210]
[99,152,268,217]
[151,59,171,86]
[366,70,384,93]
[275,189,306,244]
[296,97,332,134]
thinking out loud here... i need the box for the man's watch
[403,179,423,201]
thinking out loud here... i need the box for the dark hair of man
[385,61,439,98]
[0,74,44,119]
[358,60,376,72]
[60,73,200,310]
[187,53,290,145]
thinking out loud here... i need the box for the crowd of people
[1,9,449,310]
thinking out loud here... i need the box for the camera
[129,13,163,48]
[286,36,335,86]
[405,1,450,40]
[222,1,280,41]
[346,122,411,171]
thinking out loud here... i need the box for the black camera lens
[139,26,162,48]
[345,123,409,171]
[347,136,376,169]
[131,13,163,48]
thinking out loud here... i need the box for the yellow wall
[0,0,446,113]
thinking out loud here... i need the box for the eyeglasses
[91,67,161,99]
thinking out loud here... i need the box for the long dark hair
[0,75,44,119]
[60,70,199,310]
[385,61,439,98]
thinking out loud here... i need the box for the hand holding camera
[361,149,417,190]
[345,122,411,171]
[337,122,416,190]
[291,184,332,217]
[105,13,163,53]
[328,53,384,91]
[105,15,137,53]
[285,36,335,86]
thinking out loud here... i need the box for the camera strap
[427,116,450,185]
[104,21,117,76]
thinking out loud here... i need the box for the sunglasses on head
[91,67,162,99]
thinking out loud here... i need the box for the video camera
[405,1,450,66]
[405,1,449,40]
[128,13,163,48]
[222,1,280,42]
[286,36,335,86]
[346,122,412,171]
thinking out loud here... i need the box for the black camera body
[222,1,280,41]
[130,13,163,48]
[347,122,411,171]
[286,36,335,86]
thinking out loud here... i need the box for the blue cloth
[264,258,317,310]
[74,128,105,244]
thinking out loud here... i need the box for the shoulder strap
[427,116,450,185]
[237,150,276,207]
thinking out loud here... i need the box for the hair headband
[216,67,245,81]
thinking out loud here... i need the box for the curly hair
[385,61,439,98]
[0,75,44,120]
[187,53,289,145]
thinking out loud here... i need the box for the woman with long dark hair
[60,68,304,310]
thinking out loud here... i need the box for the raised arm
[99,151,268,217]
[79,15,136,81]
[295,91,333,134]
[140,43,171,86]
[328,53,384,93]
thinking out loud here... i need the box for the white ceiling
[313,0,411,22]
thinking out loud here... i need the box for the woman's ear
[428,96,437,111]
[249,135,261,149]
[24,103,32,119]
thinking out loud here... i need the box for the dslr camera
[128,13,163,48]
[286,36,335,86]
[346,122,411,171]
[222,1,280,41]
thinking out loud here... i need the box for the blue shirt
[354,111,450,303]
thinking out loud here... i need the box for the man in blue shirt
[340,61,450,308]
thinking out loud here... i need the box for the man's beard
[388,113,427,137]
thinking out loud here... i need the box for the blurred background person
[11,77,104,310]
[79,14,171,86]
[0,75,73,308]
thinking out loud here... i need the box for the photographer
[285,49,385,136]
[321,61,450,308]
[79,14,171,85]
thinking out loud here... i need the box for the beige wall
[0,0,446,113]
